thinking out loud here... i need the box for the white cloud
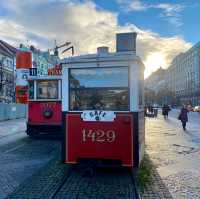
[155,3,184,27]
[0,0,191,77]
[0,19,27,44]
[155,3,184,13]
[129,0,147,11]
[117,0,147,11]
[117,0,185,27]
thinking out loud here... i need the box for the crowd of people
[144,105,158,117]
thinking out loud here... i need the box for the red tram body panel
[28,101,61,125]
[65,113,134,166]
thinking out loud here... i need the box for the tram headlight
[43,108,53,118]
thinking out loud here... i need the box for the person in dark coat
[162,104,171,119]
[153,107,158,117]
[178,105,189,131]
[144,106,148,117]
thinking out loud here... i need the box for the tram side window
[69,67,129,111]
[29,81,34,100]
[37,80,58,99]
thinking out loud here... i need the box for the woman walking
[178,105,189,131]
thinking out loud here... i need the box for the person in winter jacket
[162,104,171,119]
[178,105,189,131]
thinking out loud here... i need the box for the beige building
[166,42,200,105]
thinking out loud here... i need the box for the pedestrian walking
[178,105,189,131]
[162,104,171,119]
[149,105,153,114]
[144,106,148,117]
[153,107,158,117]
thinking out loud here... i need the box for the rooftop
[0,40,18,58]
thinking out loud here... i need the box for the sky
[0,0,199,77]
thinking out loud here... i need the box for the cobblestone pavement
[0,119,60,198]
[54,166,137,199]
[0,119,26,139]
[145,112,200,199]
[0,119,26,146]
[1,119,138,199]
[7,158,137,199]
[139,154,173,199]
[6,158,70,199]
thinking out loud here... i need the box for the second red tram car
[27,76,62,136]
[61,32,145,168]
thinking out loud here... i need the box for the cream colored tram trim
[62,67,69,111]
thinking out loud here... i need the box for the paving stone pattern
[5,150,174,199]
[0,137,60,198]
[139,155,173,199]
[145,112,200,198]
[54,167,137,199]
[0,119,26,139]
[6,158,70,199]
[7,158,137,199]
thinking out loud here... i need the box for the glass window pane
[69,67,129,111]
[29,81,34,100]
[37,80,58,99]
[70,67,128,88]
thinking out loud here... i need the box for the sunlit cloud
[144,52,166,78]
[0,0,191,78]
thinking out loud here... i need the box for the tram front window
[69,67,129,111]
[37,80,58,99]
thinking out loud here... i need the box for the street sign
[29,68,37,76]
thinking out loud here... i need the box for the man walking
[178,105,189,131]
[162,104,170,119]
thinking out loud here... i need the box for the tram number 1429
[82,129,116,143]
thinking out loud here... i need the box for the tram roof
[61,51,143,66]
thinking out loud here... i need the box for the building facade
[19,44,58,76]
[166,42,200,105]
[0,40,18,103]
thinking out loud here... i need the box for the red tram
[27,75,62,136]
[61,32,145,167]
